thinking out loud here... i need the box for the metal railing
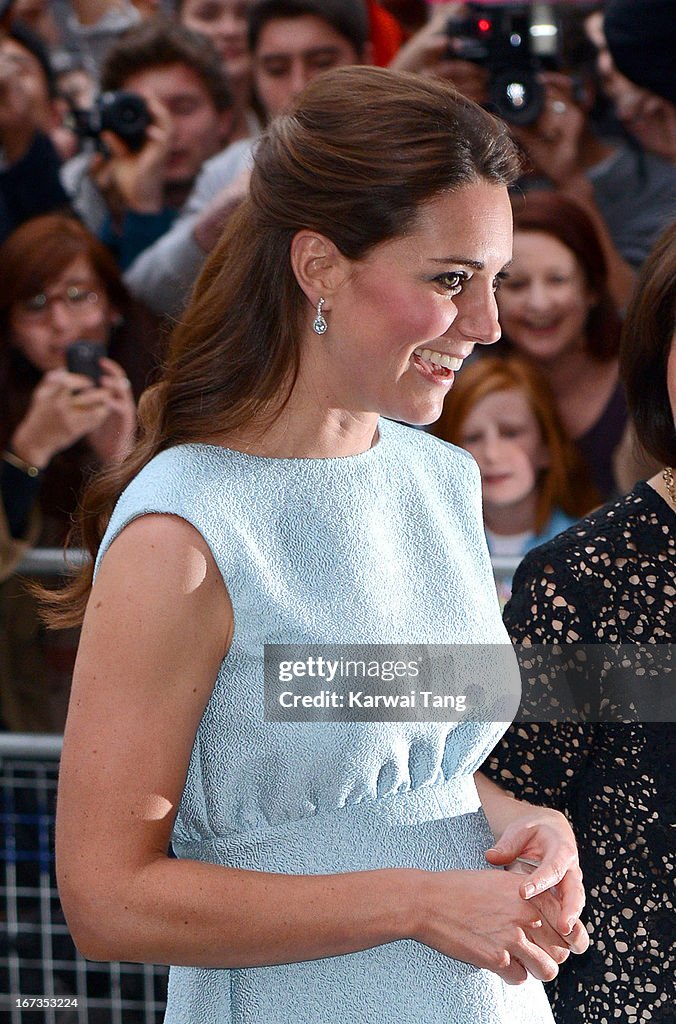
[0,736,168,1024]
[14,550,88,578]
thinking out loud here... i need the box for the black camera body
[70,90,151,152]
[447,2,561,125]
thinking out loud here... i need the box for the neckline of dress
[182,418,393,466]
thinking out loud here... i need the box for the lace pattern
[485,482,675,1023]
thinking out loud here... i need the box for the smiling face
[459,386,549,517]
[497,230,594,365]
[9,255,114,374]
[302,180,513,427]
[122,63,231,188]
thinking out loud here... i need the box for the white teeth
[415,347,463,370]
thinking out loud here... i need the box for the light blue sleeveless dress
[97,418,555,1024]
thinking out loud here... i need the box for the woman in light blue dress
[52,68,588,1023]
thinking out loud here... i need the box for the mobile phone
[66,340,106,385]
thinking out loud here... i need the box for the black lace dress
[484,482,675,1024]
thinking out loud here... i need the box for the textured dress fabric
[485,482,675,1024]
[96,418,555,1024]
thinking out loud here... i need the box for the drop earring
[312,297,327,335]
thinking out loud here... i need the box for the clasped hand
[484,804,589,978]
[416,805,588,985]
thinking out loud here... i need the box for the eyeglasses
[17,287,100,321]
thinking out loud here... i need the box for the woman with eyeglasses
[0,213,160,731]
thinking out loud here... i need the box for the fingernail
[523,883,536,898]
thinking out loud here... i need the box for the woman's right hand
[10,369,116,469]
[413,868,577,985]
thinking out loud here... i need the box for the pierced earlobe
[312,297,328,335]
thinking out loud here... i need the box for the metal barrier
[0,735,168,1024]
[14,550,88,578]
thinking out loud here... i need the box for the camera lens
[99,91,150,152]
[489,68,544,125]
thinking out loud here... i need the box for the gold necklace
[663,467,676,508]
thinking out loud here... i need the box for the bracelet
[2,449,42,478]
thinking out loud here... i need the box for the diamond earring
[312,297,327,335]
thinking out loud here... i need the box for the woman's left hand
[485,805,589,952]
[85,357,137,465]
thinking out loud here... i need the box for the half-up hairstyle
[43,65,522,626]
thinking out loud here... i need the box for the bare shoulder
[97,512,223,587]
[63,513,232,776]
[92,512,230,638]
[58,514,233,888]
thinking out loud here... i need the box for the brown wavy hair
[432,355,599,531]
[505,190,622,362]
[42,65,522,627]
[0,215,163,551]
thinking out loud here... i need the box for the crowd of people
[0,1,673,1022]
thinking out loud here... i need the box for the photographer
[123,0,372,316]
[592,0,676,166]
[61,17,237,269]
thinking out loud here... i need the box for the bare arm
[474,771,549,841]
[57,515,576,981]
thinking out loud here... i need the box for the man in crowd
[601,0,675,165]
[123,0,371,315]
[61,16,237,268]
[251,0,370,118]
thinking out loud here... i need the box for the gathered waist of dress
[173,774,487,873]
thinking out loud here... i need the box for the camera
[446,2,561,125]
[69,90,151,152]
